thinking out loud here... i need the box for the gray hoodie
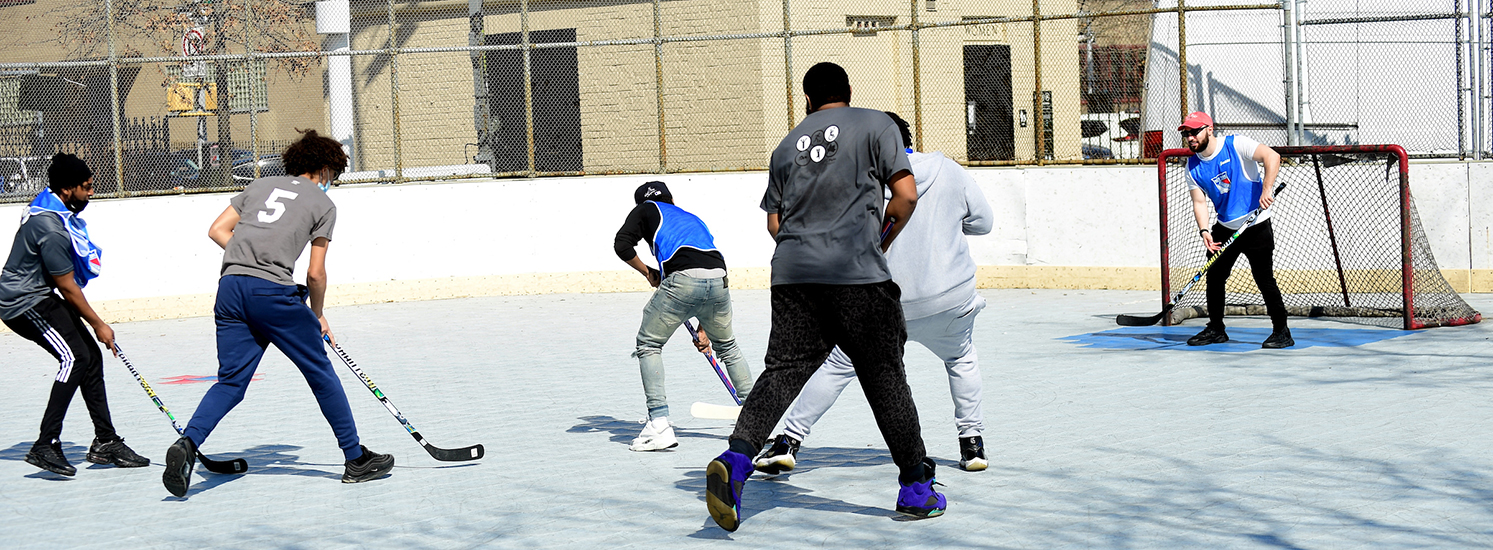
[887,151,994,320]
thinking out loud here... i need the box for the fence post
[1457,0,1467,159]
[1033,0,1044,163]
[784,0,794,133]
[655,0,667,174]
[1283,0,1295,146]
[388,0,405,182]
[107,0,124,195]
[249,0,260,179]
[911,0,923,151]
[1177,0,1188,123]
[522,0,535,176]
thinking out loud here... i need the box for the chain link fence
[0,0,1486,201]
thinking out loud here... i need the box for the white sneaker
[630,417,678,452]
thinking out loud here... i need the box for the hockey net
[1158,145,1480,330]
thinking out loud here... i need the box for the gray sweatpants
[782,292,986,442]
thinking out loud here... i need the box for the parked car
[132,145,254,191]
[231,155,286,184]
[0,156,48,195]
[1080,112,1141,160]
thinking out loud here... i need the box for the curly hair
[282,129,348,179]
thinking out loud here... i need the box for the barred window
[0,75,40,128]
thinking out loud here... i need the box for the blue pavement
[1,289,1492,549]
[1062,326,1413,352]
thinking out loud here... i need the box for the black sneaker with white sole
[87,437,150,468]
[959,435,988,471]
[753,434,800,475]
[163,437,197,497]
[26,441,76,476]
[343,445,394,483]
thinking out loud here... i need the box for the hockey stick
[112,344,248,474]
[323,336,484,461]
[684,319,743,420]
[1117,183,1287,327]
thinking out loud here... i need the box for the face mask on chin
[65,198,87,214]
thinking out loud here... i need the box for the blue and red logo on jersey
[1211,172,1232,193]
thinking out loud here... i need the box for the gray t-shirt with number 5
[221,176,336,286]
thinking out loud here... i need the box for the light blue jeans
[634,273,753,419]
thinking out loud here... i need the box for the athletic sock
[728,438,758,459]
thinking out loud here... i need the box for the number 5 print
[258,189,299,223]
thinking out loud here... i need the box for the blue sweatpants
[184,275,362,461]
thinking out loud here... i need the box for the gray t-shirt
[761,106,911,285]
[0,213,76,320]
[221,176,336,286]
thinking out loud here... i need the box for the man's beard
[65,198,87,214]
[1188,133,1210,153]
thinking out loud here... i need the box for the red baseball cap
[1178,111,1213,131]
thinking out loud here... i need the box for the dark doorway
[963,45,1014,161]
[485,28,582,173]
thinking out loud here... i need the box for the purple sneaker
[895,458,947,518]
[706,450,754,531]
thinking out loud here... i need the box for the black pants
[4,294,117,446]
[1207,219,1288,330]
[730,281,927,482]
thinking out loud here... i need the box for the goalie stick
[683,319,742,420]
[112,344,248,474]
[323,336,484,461]
[1117,183,1286,327]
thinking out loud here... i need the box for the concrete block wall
[0,160,1483,325]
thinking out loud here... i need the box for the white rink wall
[0,161,1487,322]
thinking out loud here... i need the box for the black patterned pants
[729,281,928,482]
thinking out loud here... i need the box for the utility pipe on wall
[317,0,356,170]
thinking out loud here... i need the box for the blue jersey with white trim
[1187,135,1262,225]
[648,201,719,275]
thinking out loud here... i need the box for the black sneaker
[343,445,394,483]
[959,435,987,471]
[87,437,150,468]
[1262,327,1295,349]
[753,434,800,474]
[26,441,76,476]
[163,437,197,497]
[1187,326,1229,346]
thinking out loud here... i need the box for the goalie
[1178,111,1293,349]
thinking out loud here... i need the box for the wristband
[1199,229,1210,236]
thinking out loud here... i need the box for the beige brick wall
[341,0,1086,172]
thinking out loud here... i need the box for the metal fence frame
[0,0,1485,201]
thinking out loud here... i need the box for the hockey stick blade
[690,401,742,420]
[197,452,248,474]
[419,436,485,461]
[1116,304,1173,327]
[113,344,247,474]
[324,336,484,462]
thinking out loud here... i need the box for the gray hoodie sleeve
[956,160,994,236]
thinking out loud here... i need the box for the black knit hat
[634,181,673,205]
[47,153,93,193]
